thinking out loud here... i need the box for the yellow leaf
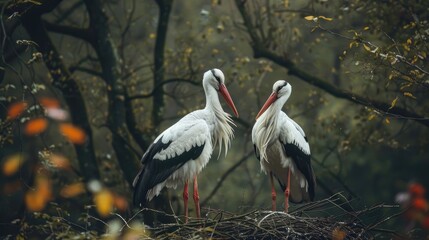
[27,0,42,5]
[388,97,398,110]
[149,33,156,39]
[349,41,359,48]
[363,26,369,30]
[2,154,25,176]
[385,118,390,124]
[406,38,412,45]
[94,189,114,217]
[304,16,315,21]
[400,82,412,91]
[368,114,376,121]
[283,0,289,8]
[203,227,215,233]
[318,16,333,21]
[211,0,219,6]
[403,92,416,99]
[363,44,371,52]
[403,44,410,52]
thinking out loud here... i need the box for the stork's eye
[210,69,221,83]
[276,82,288,92]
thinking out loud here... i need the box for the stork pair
[133,69,316,222]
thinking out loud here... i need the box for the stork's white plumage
[252,80,315,212]
[133,69,238,221]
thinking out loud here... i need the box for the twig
[201,151,254,205]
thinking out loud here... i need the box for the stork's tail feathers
[132,168,149,208]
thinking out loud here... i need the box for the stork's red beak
[219,84,239,117]
[256,92,277,119]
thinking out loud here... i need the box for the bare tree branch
[127,78,199,100]
[43,20,93,43]
[202,151,254,206]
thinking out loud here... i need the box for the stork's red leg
[284,168,291,213]
[269,171,277,211]
[193,175,201,218]
[183,180,189,223]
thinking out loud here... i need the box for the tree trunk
[84,0,141,186]
[152,0,173,125]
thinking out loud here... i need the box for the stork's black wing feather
[280,140,316,201]
[133,136,205,207]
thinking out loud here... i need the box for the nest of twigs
[153,210,367,239]
[145,193,403,239]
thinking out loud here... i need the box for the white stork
[133,69,238,222]
[252,80,315,212]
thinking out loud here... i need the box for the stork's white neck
[204,85,223,112]
[203,84,234,157]
[254,96,288,160]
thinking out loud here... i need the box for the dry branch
[133,194,405,239]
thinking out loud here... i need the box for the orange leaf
[39,97,60,109]
[35,175,53,201]
[25,190,47,212]
[2,154,25,176]
[7,101,28,120]
[114,195,129,212]
[94,189,114,217]
[60,182,86,198]
[332,227,346,240]
[412,198,428,211]
[48,154,70,170]
[59,123,86,144]
[24,118,48,136]
[409,183,426,197]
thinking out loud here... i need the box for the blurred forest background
[0,0,428,238]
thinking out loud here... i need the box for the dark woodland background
[0,0,428,238]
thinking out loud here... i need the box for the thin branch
[127,78,199,100]
[54,0,84,24]
[43,20,92,43]
[201,151,254,206]
[69,66,103,77]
